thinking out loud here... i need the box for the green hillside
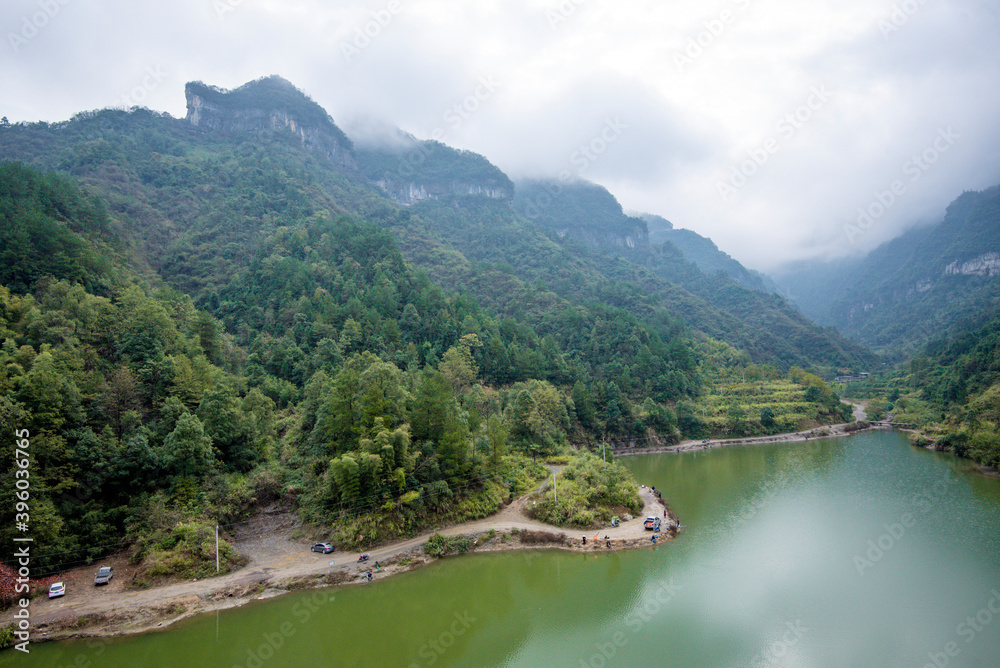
[511,179,876,372]
[641,213,779,293]
[778,185,1000,357]
[0,77,872,581]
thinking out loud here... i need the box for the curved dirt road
[7,485,670,639]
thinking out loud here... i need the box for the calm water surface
[7,431,1000,667]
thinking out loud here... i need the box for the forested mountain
[512,179,874,371]
[0,76,862,581]
[906,315,1000,467]
[357,137,514,205]
[771,184,1000,468]
[776,185,1000,356]
[639,212,779,294]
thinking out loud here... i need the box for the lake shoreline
[613,420,886,457]
[5,488,678,647]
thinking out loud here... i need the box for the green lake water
[6,431,1000,667]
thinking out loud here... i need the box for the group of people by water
[579,484,674,549]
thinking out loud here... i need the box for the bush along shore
[0,448,676,645]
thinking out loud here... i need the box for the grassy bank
[525,452,642,528]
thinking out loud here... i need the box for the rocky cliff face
[184,79,354,169]
[945,252,1000,277]
[374,178,512,205]
[356,139,514,206]
[552,223,649,250]
[513,179,651,252]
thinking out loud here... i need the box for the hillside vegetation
[778,185,1000,357]
[0,78,872,584]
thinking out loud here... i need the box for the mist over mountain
[0,75,906,580]
[776,185,1000,356]
[639,213,780,294]
[185,76,354,168]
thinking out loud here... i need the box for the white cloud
[1,0,998,272]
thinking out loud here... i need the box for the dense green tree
[571,381,597,430]
[410,369,454,445]
[760,405,776,429]
[162,412,216,478]
[439,333,481,392]
[197,385,257,472]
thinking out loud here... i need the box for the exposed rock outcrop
[357,140,514,206]
[184,77,354,169]
[551,223,648,250]
[944,252,1000,277]
[374,179,513,206]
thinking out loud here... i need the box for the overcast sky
[3,0,999,272]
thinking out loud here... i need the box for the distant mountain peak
[184,76,354,167]
[356,139,514,205]
[513,178,649,250]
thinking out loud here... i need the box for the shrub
[131,519,246,580]
[519,531,566,545]
[424,533,473,557]
[525,451,642,528]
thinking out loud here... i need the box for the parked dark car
[94,566,113,585]
[311,542,334,554]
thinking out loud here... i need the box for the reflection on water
[8,431,1000,668]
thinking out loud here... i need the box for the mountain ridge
[0,76,875,373]
[185,76,355,168]
[776,184,1000,354]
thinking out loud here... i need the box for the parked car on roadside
[48,582,65,598]
[311,542,334,554]
[94,566,113,585]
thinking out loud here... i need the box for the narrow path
[615,401,873,457]
[7,480,666,635]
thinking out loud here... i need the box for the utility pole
[215,524,220,573]
[602,442,607,470]
[553,471,557,505]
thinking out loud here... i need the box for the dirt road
[6,484,670,641]
[615,402,874,457]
